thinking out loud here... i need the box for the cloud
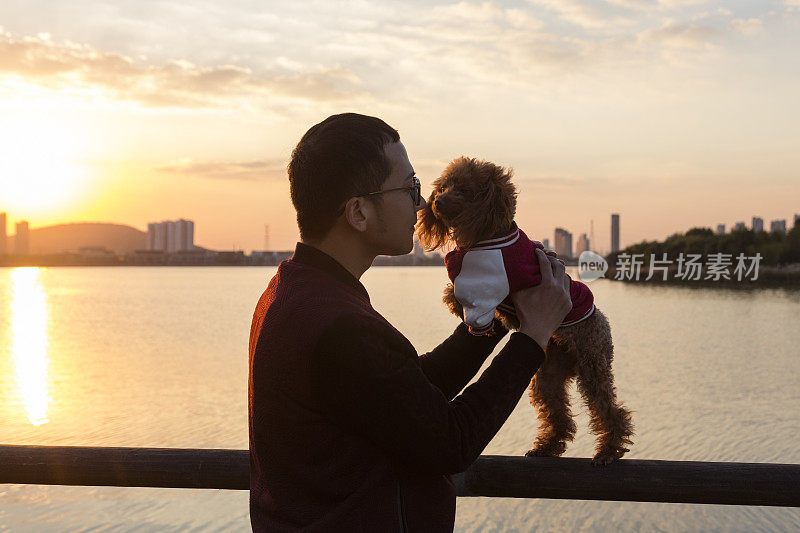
[0,1,782,114]
[657,0,714,7]
[526,0,627,29]
[0,30,366,108]
[602,0,656,10]
[638,22,717,49]
[730,17,764,36]
[156,158,286,180]
[425,2,546,32]
[525,176,588,187]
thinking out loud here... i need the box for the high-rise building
[542,238,550,250]
[146,223,156,250]
[180,219,194,251]
[734,221,746,231]
[610,213,620,253]
[15,220,30,255]
[0,212,6,255]
[147,219,195,252]
[716,224,725,235]
[752,216,764,232]
[770,219,786,233]
[167,221,179,253]
[147,222,167,251]
[576,233,590,255]
[794,214,800,228]
[156,223,168,251]
[554,227,573,259]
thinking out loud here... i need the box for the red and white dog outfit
[444,223,595,335]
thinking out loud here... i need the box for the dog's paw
[590,447,629,466]
[525,441,567,458]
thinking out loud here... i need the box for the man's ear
[343,197,369,233]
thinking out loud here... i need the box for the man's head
[289,113,424,255]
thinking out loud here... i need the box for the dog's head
[416,156,517,250]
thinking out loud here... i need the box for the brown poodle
[416,156,634,466]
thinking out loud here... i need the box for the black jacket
[248,243,545,531]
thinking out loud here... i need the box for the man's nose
[416,195,428,213]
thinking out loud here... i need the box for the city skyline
[1,208,798,255]
[1,2,799,251]
[2,192,799,255]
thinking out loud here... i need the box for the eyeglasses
[365,175,421,206]
[336,176,421,216]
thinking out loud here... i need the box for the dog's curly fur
[416,156,634,466]
[417,157,518,252]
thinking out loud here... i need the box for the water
[1,266,799,532]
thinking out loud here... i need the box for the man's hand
[511,248,572,351]
[533,241,559,259]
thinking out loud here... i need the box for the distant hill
[7,222,147,254]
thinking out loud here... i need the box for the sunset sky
[1,0,798,252]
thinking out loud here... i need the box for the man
[248,113,572,531]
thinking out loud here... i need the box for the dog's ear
[453,163,517,248]
[489,165,517,228]
[415,192,450,251]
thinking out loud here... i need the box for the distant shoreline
[0,264,448,268]
[0,252,445,268]
[0,263,447,268]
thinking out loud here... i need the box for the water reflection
[10,267,50,426]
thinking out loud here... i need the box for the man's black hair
[288,112,401,241]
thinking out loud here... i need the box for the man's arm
[415,247,561,398]
[307,249,569,476]
[309,313,544,476]
[417,320,509,401]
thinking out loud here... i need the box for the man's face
[367,140,426,256]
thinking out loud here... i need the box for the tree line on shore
[608,222,800,267]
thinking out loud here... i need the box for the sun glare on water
[10,268,51,426]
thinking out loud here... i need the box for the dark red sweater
[248,243,545,531]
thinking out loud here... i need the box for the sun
[0,110,89,213]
